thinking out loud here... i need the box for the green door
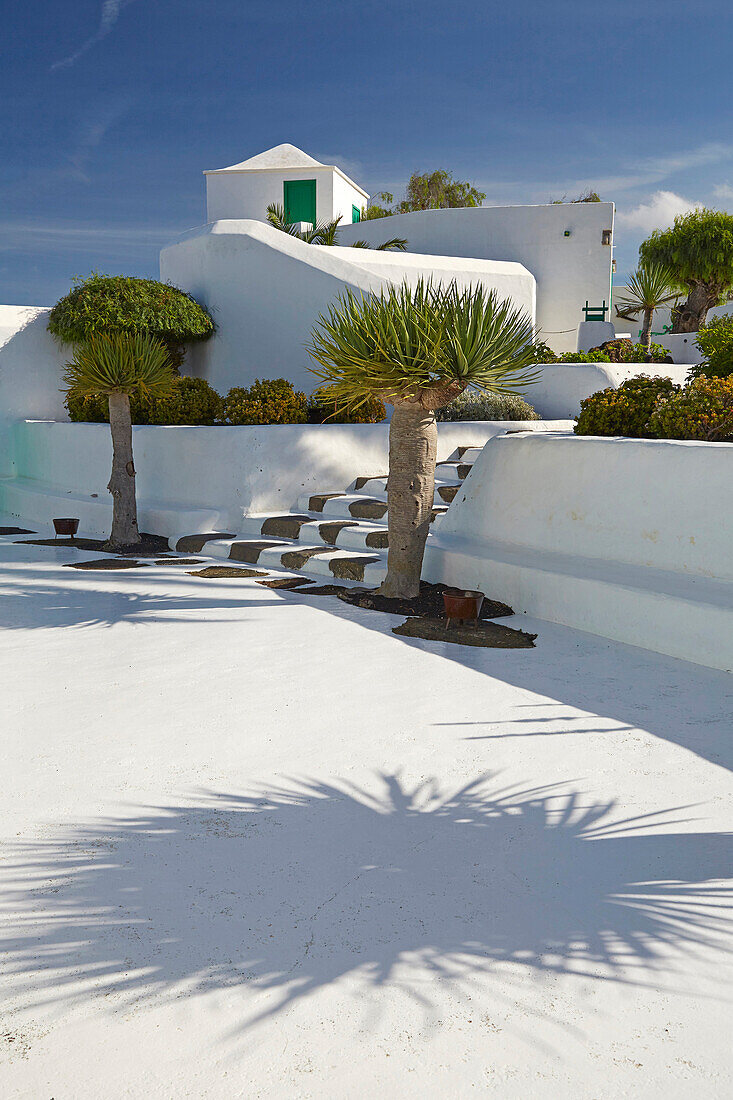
[284,179,316,224]
[352,204,361,223]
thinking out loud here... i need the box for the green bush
[574,375,680,437]
[649,376,733,441]
[48,273,215,371]
[65,376,223,425]
[223,378,307,425]
[529,340,670,364]
[436,390,539,421]
[689,314,733,380]
[308,386,386,423]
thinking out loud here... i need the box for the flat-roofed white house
[204,143,369,228]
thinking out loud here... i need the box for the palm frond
[308,217,343,245]
[307,278,539,408]
[62,333,175,400]
[350,238,408,251]
[616,261,680,314]
[266,203,302,238]
[376,238,408,251]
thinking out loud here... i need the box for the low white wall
[424,433,733,671]
[0,307,68,477]
[529,361,689,420]
[0,418,569,542]
[339,202,615,354]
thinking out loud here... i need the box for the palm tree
[62,332,175,550]
[266,204,407,251]
[308,280,538,598]
[615,263,679,354]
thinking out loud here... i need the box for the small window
[352,205,361,223]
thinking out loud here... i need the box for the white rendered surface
[160,220,536,395]
[0,306,67,477]
[424,432,733,670]
[204,144,368,226]
[0,533,731,1098]
[0,419,568,541]
[339,203,615,353]
[529,361,689,419]
[576,319,616,351]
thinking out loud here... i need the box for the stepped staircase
[174,446,484,585]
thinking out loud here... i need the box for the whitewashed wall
[338,203,615,354]
[205,166,367,226]
[528,361,689,420]
[424,432,733,671]
[160,220,536,397]
[0,306,68,478]
[0,419,569,541]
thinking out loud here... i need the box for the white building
[204,143,369,229]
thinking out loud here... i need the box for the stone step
[354,475,466,501]
[237,512,390,551]
[177,532,387,584]
[457,446,484,463]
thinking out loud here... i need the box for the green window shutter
[284,179,316,224]
[352,204,361,223]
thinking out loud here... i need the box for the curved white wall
[0,306,68,478]
[424,432,733,670]
[1,419,569,541]
[529,361,689,420]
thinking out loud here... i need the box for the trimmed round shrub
[223,378,307,425]
[48,273,215,371]
[436,389,539,422]
[65,376,223,425]
[689,314,733,380]
[308,386,386,423]
[649,376,733,441]
[575,375,680,437]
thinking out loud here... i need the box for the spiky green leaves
[307,279,539,410]
[615,262,680,316]
[62,332,176,402]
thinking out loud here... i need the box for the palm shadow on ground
[0,566,280,630]
[4,774,731,1036]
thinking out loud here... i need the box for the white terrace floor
[1,532,732,1099]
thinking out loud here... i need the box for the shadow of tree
[0,572,280,630]
[4,774,731,1031]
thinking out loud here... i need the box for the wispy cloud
[0,221,180,257]
[63,98,135,182]
[615,190,703,235]
[51,0,139,71]
[713,183,733,205]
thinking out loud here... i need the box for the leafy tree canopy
[639,208,733,296]
[48,274,215,369]
[362,171,485,219]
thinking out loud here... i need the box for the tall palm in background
[308,280,538,598]
[62,333,175,549]
[615,263,679,354]
[266,204,407,251]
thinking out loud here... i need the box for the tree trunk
[107,391,140,549]
[641,307,653,354]
[671,282,718,332]
[378,400,438,599]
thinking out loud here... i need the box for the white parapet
[423,432,733,672]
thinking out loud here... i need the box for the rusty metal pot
[443,587,484,627]
[53,518,80,538]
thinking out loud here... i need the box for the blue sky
[3,0,733,304]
